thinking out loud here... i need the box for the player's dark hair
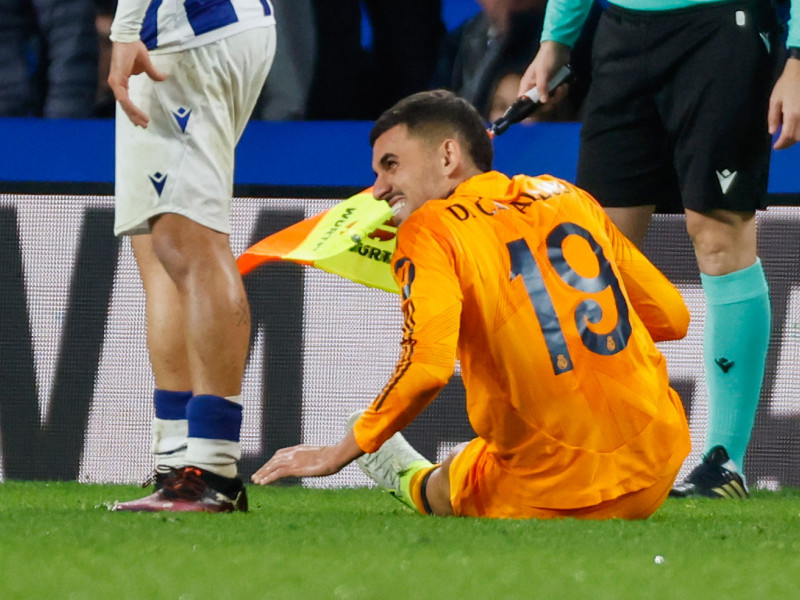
[370,90,493,172]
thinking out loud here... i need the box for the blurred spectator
[433,0,599,121]
[307,0,445,120]
[0,0,98,117]
[255,0,316,120]
[487,68,525,122]
[93,0,115,117]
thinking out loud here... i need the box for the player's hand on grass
[251,445,341,484]
[108,40,167,128]
[251,431,364,485]
[769,56,800,150]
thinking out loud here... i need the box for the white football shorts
[114,25,276,236]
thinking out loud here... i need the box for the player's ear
[441,138,462,176]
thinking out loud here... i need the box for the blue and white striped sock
[151,389,192,470]
[185,394,243,479]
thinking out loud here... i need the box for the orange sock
[407,464,438,515]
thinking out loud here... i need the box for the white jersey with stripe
[110,0,275,53]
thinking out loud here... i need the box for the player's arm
[251,429,364,485]
[108,0,167,128]
[592,197,690,342]
[354,218,462,452]
[252,216,461,484]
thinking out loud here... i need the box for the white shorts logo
[172,108,192,133]
[149,172,168,197]
[716,169,738,195]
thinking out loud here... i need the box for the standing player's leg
[113,26,276,512]
[149,213,250,480]
[115,218,252,512]
[152,25,277,489]
[114,220,253,513]
[132,234,192,480]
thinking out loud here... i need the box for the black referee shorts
[576,0,779,213]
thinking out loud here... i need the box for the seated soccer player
[252,89,693,519]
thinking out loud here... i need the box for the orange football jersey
[353,171,690,509]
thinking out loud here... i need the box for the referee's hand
[519,41,571,104]
[108,40,168,128]
[769,57,800,150]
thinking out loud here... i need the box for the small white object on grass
[654,555,665,565]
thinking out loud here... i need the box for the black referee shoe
[669,446,749,499]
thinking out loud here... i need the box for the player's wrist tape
[787,47,800,60]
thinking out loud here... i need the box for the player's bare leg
[130,234,193,477]
[132,234,191,391]
[114,214,250,512]
[149,213,250,397]
[422,443,469,516]
[147,213,249,475]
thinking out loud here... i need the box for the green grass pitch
[1,482,799,599]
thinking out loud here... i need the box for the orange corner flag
[237,189,399,293]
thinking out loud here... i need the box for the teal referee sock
[701,259,771,470]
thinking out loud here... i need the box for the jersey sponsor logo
[715,357,735,373]
[172,107,192,133]
[149,172,168,197]
[716,169,737,195]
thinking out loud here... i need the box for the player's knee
[150,231,192,281]
[150,219,226,282]
[685,209,754,240]
[685,210,757,275]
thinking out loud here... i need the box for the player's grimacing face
[372,124,450,226]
